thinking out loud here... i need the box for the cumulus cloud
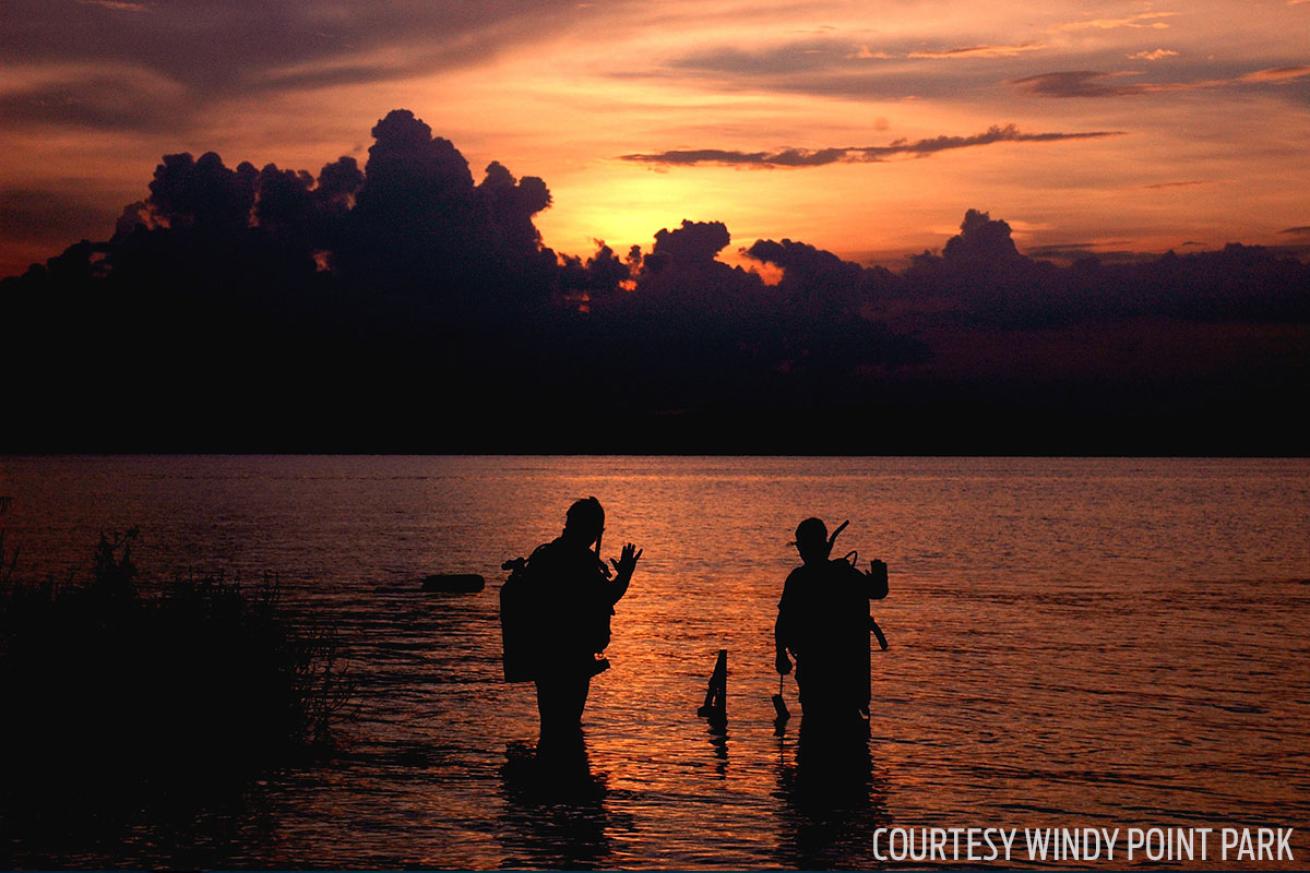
[146,152,258,232]
[621,124,1121,168]
[5,107,557,313]
[1128,49,1179,61]
[335,109,557,297]
[847,45,893,60]
[745,237,875,317]
[650,219,731,265]
[942,209,1024,266]
[3,109,1307,455]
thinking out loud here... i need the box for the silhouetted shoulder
[530,540,561,564]
[779,566,806,608]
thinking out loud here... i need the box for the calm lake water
[1,455,1309,869]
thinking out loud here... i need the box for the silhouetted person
[775,518,888,730]
[506,497,641,747]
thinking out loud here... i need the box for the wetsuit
[526,537,622,739]
[776,558,888,725]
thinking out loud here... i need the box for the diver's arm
[774,575,796,674]
[607,542,642,604]
[774,614,793,674]
[863,558,889,600]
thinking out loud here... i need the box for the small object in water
[772,673,791,727]
[697,649,728,728]
[420,573,485,593]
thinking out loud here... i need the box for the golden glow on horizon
[2,0,1309,274]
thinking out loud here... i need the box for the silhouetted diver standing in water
[775,518,889,731]
[502,497,641,748]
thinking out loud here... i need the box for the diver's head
[564,496,605,547]
[793,517,830,565]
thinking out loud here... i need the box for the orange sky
[2,0,1309,276]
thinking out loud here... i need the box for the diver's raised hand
[611,542,643,583]
[866,558,889,599]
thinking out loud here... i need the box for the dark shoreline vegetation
[3,109,1307,455]
[0,523,353,831]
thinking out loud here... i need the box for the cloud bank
[2,110,1307,453]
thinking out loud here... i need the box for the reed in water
[0,526,353,821]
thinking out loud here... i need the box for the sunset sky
[2,0,1309,277]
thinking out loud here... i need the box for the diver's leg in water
[567,673,592,724]
[536,673,591,741]
[535,677,560,736]
[798,669,865,738]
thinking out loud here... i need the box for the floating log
[420,573,485,593]
[697,649,728,728]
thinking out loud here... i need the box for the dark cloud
[146,152,259,232]
[626,220,768,318]
[1145,179,1211,189]
[746,237,878,317]
[651,220,731,265]
[1015,64,1310,98]
[1012,70,1146,97]
[1280,225,1310,236]
[942,209,1023,266]
[630,40,1310,108]
[907,43,1044,59]
[0,75,184,131]
[620,147,849,168]
[336,109,557,298]
[640,37,1064,103]
[1024,242,1158,265]
[2,109,1306,454]
[0,1,628,131]
[669,37,1042,74]
[621,124,1122,167]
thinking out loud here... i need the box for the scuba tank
[499,540,616,683]
[499,556,539,683]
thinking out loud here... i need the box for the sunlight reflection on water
[2,455,1308,869]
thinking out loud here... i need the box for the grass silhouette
[0,525,352,822]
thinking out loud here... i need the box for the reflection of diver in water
[497,734,631,870]
[775,721,891,870]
